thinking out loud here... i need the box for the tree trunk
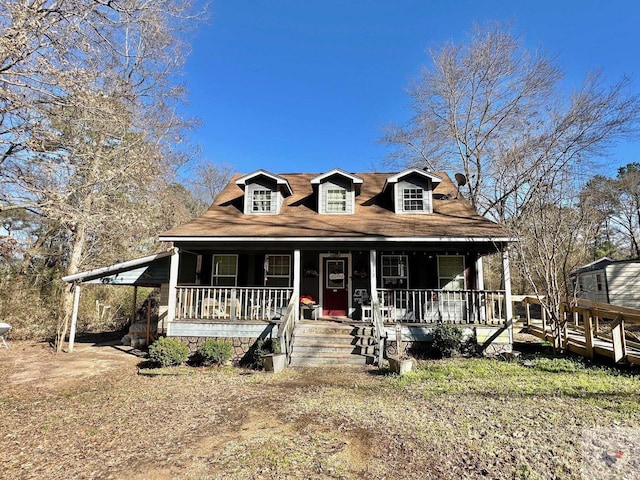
[55,223,87,352]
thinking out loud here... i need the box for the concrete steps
[289,321,377,367]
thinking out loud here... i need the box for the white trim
[68,284,81,353]
[212,254,239,286]
[311,169,363,185]
[293,250,301,322]
[380,254,409,289]
[62,249,174,283]
[264,254,291,287]
[167,249,180,331]
[383,168,442,190]
[476,256,485,290]
[437,254,466,290]
[369,250,378,308]
[159,235,516,243]
[236,169,293,196]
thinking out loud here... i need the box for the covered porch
[166,243,513,329]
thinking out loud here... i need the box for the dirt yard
[1,337,639,479]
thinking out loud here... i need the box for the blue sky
[180,0,640,176]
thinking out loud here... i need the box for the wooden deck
[523,297,640,365]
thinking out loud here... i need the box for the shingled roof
[160,171,509,240]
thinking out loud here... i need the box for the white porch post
[166,247,180,336]
[476,255,485,290]
[369,249,378,304]
[502,247,514,344]
[293,249,301,322]
[68,284,81,353]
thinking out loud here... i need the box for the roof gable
[383,168,442,192]
[310,168,364,186]
[235,169,293,197]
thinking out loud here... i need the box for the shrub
[148,337,190,367]
[250,338,282,369]
[197,339,234,366]
[432,324,464,358]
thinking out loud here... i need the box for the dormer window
[402,187,424,212]
[383,169,442,215]
[235,169,293,215]
[327,188,347,213]
[311,168,363,215]
[252,189,273,213]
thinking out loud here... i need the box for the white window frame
[402,187,424,212]
[265,254,291,287]
[596,273,603,291]
[381,254,409,288]
[326,188,347,213]
[251,189,273,213]
[437,255,465,290]
[212,254,238,286]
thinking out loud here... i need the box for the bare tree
[581,163,640,258]
[509,170,601,350]
[382,22,640,222]
[382,22,640,345]
[0,0,204,351]
[188,160,235,212]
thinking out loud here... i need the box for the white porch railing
[175,287,294,321]
[376,289,506,324]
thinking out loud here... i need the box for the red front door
[323,258,348,316]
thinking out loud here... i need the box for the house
[155,168,516,365]
[569,257,640,309]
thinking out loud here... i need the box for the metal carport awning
[61,249,173,352]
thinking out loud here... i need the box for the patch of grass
[397,356,640,402]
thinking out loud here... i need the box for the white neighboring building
[569,257,640,308]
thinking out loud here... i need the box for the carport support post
[68,283,81,353]
[502,247,514,344]
[132,286,138,326]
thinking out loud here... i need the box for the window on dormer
[403,188,424,212]
[326,188,347,213]
[252,189,272,213]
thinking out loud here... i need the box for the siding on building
[606,262,640,308]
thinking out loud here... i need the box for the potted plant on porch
[388,324,413,375]
[257,338,286,373]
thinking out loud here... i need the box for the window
[326,188,347,213]
[438,256,465,290]
[381,255,408,288]
[252,189,272,213]
[265,255,291,287]
[403,188,424,211]
[212,255,238,286]
[596,273,603,291]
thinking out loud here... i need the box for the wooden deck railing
[523,296,640,364]
[175,286,294,321]
[376,289,506,324]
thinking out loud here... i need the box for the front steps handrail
[278,293,299,364]
[371,300,385,366]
